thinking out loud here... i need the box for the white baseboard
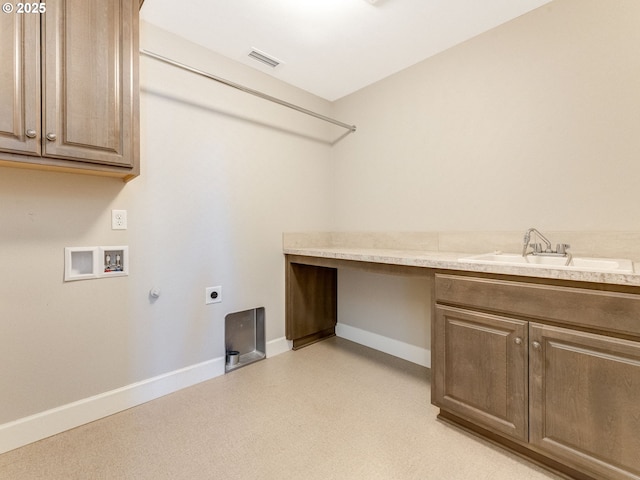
[0,332,411,454]
[336,323,431,368]
[0,356,226,454]
[266,336,291,357]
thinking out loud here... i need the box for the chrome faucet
[522,228,552,256]
[522,228,572,265]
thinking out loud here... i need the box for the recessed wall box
[64,246,129,281]
[99,246,129,278]
[64,247,99,281]
[225,307,266,373]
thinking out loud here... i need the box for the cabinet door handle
[46,132,57,142]
[514,337,523,345]
[25,129,37,138]
[532,341,542,350]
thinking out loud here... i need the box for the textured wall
[332,0,640,231]
[331,0,640,351]
[0,22,335,425]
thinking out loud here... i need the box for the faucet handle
[530,242,542,253]
[556,243,571,254]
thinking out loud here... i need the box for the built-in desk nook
[284,232,640,480]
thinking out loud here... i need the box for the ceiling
[140,0,551,101]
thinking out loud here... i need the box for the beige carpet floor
[0,337,563,479]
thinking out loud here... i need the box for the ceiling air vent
[248,49,281,68]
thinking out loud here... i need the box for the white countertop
[284,246,640,287]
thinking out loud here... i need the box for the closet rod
[140,49,357,133]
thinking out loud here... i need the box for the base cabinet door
[433,305,528,441]
[529,323,640,480]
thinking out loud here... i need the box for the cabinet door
[43,0,138,167]
[433,305,528,441]
[530,323,640,480]
[0,12,40,155]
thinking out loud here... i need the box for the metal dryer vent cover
[248,48,281,68]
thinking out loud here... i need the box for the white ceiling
[140,0,551,101]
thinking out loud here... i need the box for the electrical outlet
[112,210,127,230]
[206,286,222,304]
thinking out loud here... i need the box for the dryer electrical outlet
[206,286,222,304]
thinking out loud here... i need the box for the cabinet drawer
[435,274,640,338]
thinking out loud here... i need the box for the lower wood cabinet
[433,305,528,441]
[529,324,640,480]
[434,273,640,480]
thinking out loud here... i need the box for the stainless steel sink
[459,252,634,273]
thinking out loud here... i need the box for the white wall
[331,0,640,231]
[0,22,335,448]
[331,0,640,356]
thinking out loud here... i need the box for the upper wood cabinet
[0,13,41,156]
[0,0,139,181]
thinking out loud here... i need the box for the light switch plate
[112,210,127,230]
